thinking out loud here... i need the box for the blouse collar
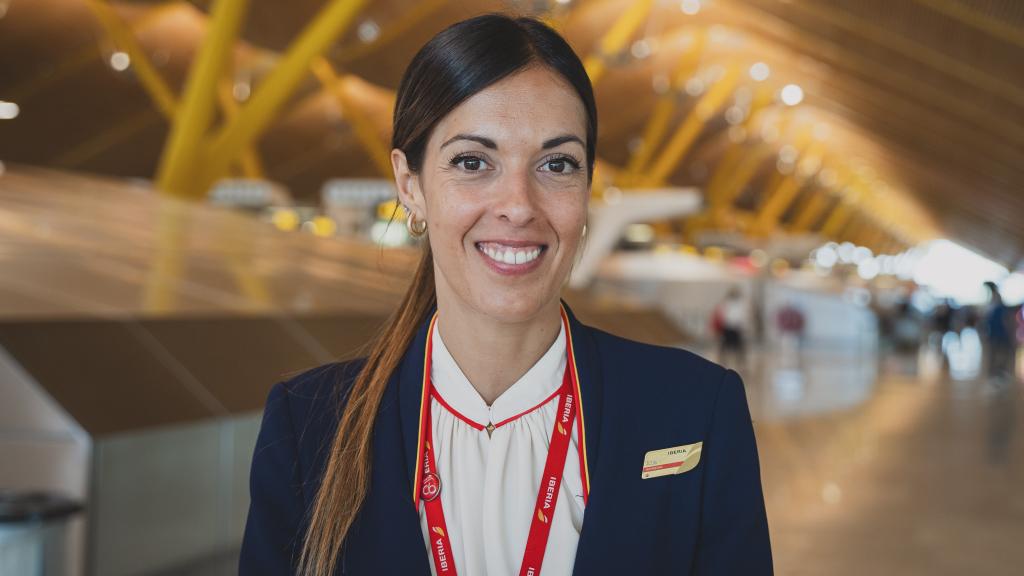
[430,317,567,428]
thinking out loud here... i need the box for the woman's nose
[495,169,537,225]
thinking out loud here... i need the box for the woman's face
[393,64,590,324]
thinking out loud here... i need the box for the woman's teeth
[478,243,543,265]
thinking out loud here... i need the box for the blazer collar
[397,297,604,508]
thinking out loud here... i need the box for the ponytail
[297,245,435,576]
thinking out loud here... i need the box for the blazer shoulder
[276,357,367,401]
[266,357,368,434]
[588,323,726,376]
[585,323,731,400]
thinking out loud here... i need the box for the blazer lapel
[559,299,604,501]
[561,299,611,575]
[397,302,439,508]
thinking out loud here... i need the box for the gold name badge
[641,442,703,479]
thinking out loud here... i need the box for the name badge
[641,442,702,479]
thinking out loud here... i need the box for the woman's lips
[475,241,547,275]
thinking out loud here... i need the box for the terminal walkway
[738,344,1024,576]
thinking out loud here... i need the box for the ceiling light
[680,0,701,15]
[0,100,19,120]
[357,20,380,43]
[109,51,131,71]
[780,84,804,106]
[749,62,770,81]
[630,39,652,59]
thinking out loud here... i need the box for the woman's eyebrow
[440,134,497,150]
[439,133,584,150]
[542,134,584,149]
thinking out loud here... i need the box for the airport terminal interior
[0,0,1022,574]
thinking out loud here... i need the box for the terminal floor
[736,344,1024,576]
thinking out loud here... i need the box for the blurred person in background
[983,281,1016,383]
[776,300,805,368]
[932,299,956,373]
[714,286,749,370]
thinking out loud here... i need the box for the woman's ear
[392,148,426,216]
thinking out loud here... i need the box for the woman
[240,14,772,576]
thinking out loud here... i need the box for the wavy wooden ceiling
[1,0,1022,266]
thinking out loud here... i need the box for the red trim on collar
[428,385,564,431]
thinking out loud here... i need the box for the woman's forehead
[429,66,588,149]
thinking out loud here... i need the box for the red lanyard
[419,343,578,576]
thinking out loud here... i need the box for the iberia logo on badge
[421,472,441,502]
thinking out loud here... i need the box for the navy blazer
[240,299,772,575]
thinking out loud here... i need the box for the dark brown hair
[297,14,597,575]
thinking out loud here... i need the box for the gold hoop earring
[406,211,427,237]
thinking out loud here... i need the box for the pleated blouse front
[419,319,586,576]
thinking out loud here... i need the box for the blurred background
[0,0,1022,574]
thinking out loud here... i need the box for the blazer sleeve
[239,382,306,575]
[693,369,774,575]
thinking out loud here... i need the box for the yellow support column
[84,0,178,119]
[156,0,250,198]
[751,139,823,235]
[334,0,449,65]
[709,145,774,226]
[311,57,393,176]
[201,0,370,193]
[820,202,852,238]
[704,86,773,210]
[216,78,265,179]
[790,190,831,233]
[583,0,656,84]
[643,66,740,186]
[620,29,707,186]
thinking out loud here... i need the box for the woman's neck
[435,297,562,406]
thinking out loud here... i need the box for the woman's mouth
[475,241,547,275]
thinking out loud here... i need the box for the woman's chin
[471,289,557,325]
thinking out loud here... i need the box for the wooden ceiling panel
[0,0,1021,265]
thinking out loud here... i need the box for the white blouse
[419,318,586,576]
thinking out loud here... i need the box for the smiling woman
[240,13,771,576]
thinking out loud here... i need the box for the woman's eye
[540,157,581,174]
[452,155,488,171]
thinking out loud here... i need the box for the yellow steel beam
[854,219,877,248]
[310,57,392,177]
[84,0,178,118]
[867,227,888,253]
[9,1,180,102]
[710,145,775,227]
[836,216,859,243]
[334,0,449,65]
[763,0,1024,107]
[200,0,370,194]
[723,1,1024,143]
[643,65,740,186]
[583,0,657,84]
[790,189,832,233]
[53,107,161,168]
[751,172,804,236]
[216,78,265,179]
[84,0,259,177]
[820,202,852,238]
[156,0,250,198]
[704,86,774,207]
[620,29,707,185]
[752,138,824,236]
